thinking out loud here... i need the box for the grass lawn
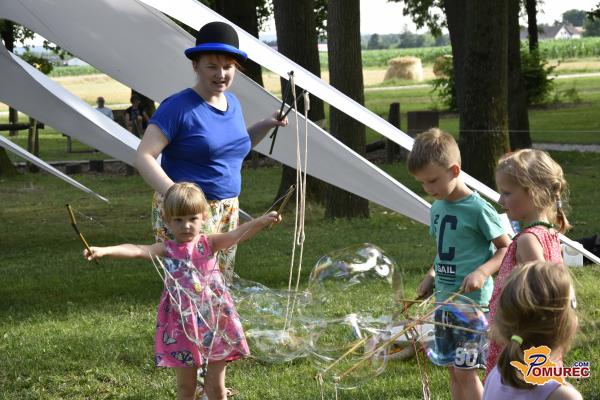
[1,151,599,399]
[2,74,599,165]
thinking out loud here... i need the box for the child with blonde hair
[408,128,511,400]
[486,149,570,377]
[483,261,582,400]
[83,182,281,400]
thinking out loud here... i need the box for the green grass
[1,153,599,399]
[362,75,600,144]
[2,74,598,166]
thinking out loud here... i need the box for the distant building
[520,23,582,41]
[65,57,89,66]
[317,43,328,52]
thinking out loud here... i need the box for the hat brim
[184,43,247,62]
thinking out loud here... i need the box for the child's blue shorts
[430,309,488,369]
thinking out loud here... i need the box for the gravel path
[533,143,600,153]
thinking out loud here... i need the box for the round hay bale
[432,55,453,77]
[384,56,423,82]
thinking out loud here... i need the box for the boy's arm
[84,242,165,261]
[210,211,280,253]
[417,265,436,299]
[460,233,511,293]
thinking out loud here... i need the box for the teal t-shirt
[429,192,505,308]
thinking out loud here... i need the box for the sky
[259,0,599,37]
[20,0,600,46]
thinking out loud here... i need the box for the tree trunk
[444,0,467,115]
[27,118,40,172]
[508,0,531,150]
[324,0,369,219]
[1,20,19,137]
[273,0,328,205]
[458,0,510,187]
[215,0,263,86]
[525,0,538,52]
[0,147,17,177]
[0,19,19,176]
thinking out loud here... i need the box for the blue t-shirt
[429,192,505,307]
[149,89,251,200]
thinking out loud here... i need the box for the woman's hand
[260,211,282,227]
[269,111,289,128]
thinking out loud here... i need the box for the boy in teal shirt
[407,129,510,400]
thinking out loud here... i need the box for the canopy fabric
[0,45,140,165]
[0,0,430,225]
[0,135,108,203]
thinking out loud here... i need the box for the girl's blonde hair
[491,261,577,389]
[162,182,209,221]
[496,149,571,233]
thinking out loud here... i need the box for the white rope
[285,90,310,330]
[283,72,310,331]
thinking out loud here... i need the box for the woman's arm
[210,211,280,252]
[247,112,289,148]
[135,124,174,195]
[83,242,166,261]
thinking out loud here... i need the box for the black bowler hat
[184,21,247,62]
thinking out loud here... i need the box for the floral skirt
[152,192,239,283]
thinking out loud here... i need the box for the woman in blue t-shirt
[135,21,287,284]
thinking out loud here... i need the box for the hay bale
[432,55,453,77]
[384,56,423,82]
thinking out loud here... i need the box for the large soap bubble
[230,274,312,362]
[309,313,389,389]
[418,292,489,368]
[308,243,403,319]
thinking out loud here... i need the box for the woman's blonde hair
[162,182,209,221]
[491,261,577,389]
[496,149,571,233]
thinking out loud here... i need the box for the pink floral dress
[485,226,562,378]
[154,234,249,368]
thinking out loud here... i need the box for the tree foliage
[367,33,382,49]
[562,9,587,26]
[0,19,69,74]
[389,0,445,36]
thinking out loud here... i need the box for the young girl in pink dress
[483,261,581,400]
[84,182,281,400]
[486,149,570,378]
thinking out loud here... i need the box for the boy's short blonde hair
[407,128,461,174]
[162,182,209,221]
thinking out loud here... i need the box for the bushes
[432,49,556,110]
[521,50,556,105]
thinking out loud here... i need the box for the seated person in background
[125,95,150,137]
[95,96,114,120]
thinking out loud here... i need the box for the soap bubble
[308,244,403,318]
[309,313,389,389]
[230,275,312,362]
